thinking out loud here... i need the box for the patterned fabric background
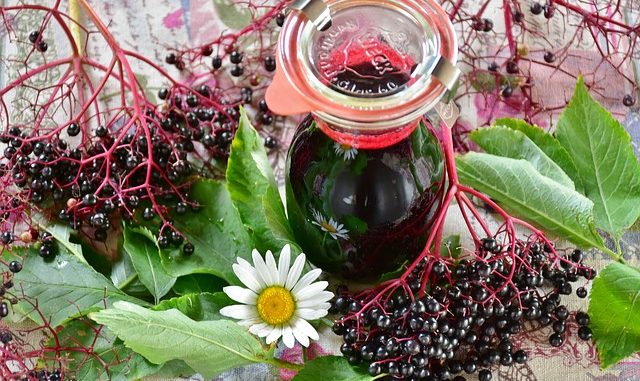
[2,0,640,380]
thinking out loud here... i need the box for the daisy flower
[311,209,349,240]
[333,142,358,161]
[220,245,333,348]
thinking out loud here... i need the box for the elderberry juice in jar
[266,0,459,281]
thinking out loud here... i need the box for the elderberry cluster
[22,369,74,381]
[331,237,595,381]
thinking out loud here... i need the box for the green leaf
[556,77,640,236]
[7,245,146,327]
[378,261,408,282]
[47,319,191,380]
[440,235,461,259]
[292,356,381,381]
[589,262,640,368]
[172,274,228,295]
[213,0,252,30]
[90,301,270,378]
[153,292,232,321]
[470,125,574,189]
[226,108,297,253]
[160,179,252,284]
[456,152,604,248]
[494,118,584,192]
[33,212,85,263]
[123,225,176,303]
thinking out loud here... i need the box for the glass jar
[266,0,459,281]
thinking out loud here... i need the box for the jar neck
[313,114,421,149]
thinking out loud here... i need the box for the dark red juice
[286,116,444,281]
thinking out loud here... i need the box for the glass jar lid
[267,0,459,132]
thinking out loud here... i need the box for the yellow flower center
[320,221,337,233]
[340,143,352,150]
[256,286,296,325]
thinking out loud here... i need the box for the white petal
[239,317,262,327]
[278,245,291,285]
[266,327,282,344]
[232,263,262,293]
[297,308,324,320]
[291,269,322,294]
[223,286,257,305]
[265,250,279,284]
[252,249,274,285]
[297,308,328,320]
[285,254,306,289]
[250,322,272,337]
[282,326,296,348]
[293,317,319,341]
[297,301,331,312]
[291,319,310,347]
[294,281,329,301]
[297,291,334,304]
[219,305,258,320]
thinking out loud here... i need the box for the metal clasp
[290,0,332,31]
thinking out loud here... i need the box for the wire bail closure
[290,0,332,31]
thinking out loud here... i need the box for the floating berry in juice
[286,117,443,280]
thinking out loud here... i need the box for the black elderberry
[488,62,499,72]
[368,363,382,376]
[623,94,636,107]
[1,231,13,245]
[67,122,81,136]
[549,333,564,347]
[513,349,528,363]
[158,88,169,100]
[29,30,40,43]
[171,230,184,246]
[578,326,592,340]
[552,321,566,334]
[576,287,588,298]
[212,55,223,69]
[165,53,177,65]
[36,40,48,52]
[183,242,195,256]
[264,136,278,149]
[463,360,477,374]
[82,193,97,206]
[95,126,108,138]
[127,195,140,208]
[230,65,244,77]
[186,94,199,108]
[8,260,22,273]
[39,245,54,258]
[276,12,285,27]
[0,302,8,318]
[229,51,243,64]
[478,369,492,381]
[0,330,12,344]
[575,311,589,326]
[264,56,276,71]
[142,207,155,221]
[261,112,274,125]
[158,235,170,249]
[544,51,556,63]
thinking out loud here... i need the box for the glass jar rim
[276,0,458,132]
